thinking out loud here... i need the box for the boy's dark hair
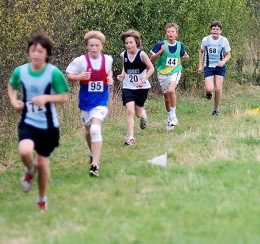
[210,21,223,30]
[28,33,53,62]
[121,29,141,48]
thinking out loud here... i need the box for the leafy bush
[0,0,259,159]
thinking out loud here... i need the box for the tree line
[0,0,259,159]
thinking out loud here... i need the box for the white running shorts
[157,71,181,93]
[81,106,108,126]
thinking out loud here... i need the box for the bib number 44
[166,57,178,66]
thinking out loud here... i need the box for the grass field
[0,84,260,244]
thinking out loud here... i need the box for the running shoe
[89,163,100,177]
[124,137,135,146]
[212,110,220,116]
[21,166,36,193]
[37,200,48,212]
[168,116,178,126]
[89,154,93,165]
[206,92,212,100]
[166,117,178,131]
[140,110,147,130]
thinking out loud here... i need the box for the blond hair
[120,29,142,48]
[84,31,106,45]
[165,23,179,33]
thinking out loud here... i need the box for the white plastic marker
[147,153,167,167]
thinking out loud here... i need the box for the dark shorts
[122,88,149,107]
[18,122,60,157]
[204,65,226,78]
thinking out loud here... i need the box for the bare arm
[66,70,91,82]
[198,49,204,74]
[7,84,24,112]
[150,44,166,62]
[135,51,155,88]
[141,51,154,80]
[32,93,69,107]
[182,52,189,61]
[218,51,231,67]
[117,68,125,82]
[117,52,125,82]
[107,70,114,86]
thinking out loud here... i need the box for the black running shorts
[18,122,60,157]
[122,88,149,107]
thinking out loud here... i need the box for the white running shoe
[124,136,135,146]
[21,166,37,193]
[166,117,178,130]
[169,116,178,126]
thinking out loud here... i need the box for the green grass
[0,84,260,244]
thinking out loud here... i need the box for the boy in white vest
[198,21,231,115]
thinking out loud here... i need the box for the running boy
[198,21,231,115]
[117,29,154,145]
[66,30,113,177]
[150,23,189,130]
[7,33,70,211]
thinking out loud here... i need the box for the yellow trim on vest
[159,66,175,74]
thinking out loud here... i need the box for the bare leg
[164,81,177,112]
[18,139,34,170]
[135,105,144,118]
[36,155,49,198]
[90,118,102,167]
[214,75,224,110]
[205,76,215,94]
[85,125,91,152]
[125,101,135,138]
[168,81,177,108]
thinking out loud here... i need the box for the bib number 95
[88,81,104,92]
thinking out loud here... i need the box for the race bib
[166,57,178,66]
[26,101,46,113]
[88,81,104,92]
[126,74,139,83]
[208,47,218,54]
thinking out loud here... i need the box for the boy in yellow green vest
[150,23,189,130]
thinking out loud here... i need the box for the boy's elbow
[150,55,155,62]
[66,74,75,82]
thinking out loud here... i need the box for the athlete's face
[29,44,48,70]
[124,37,137,52]
[165,27,178,43]
[87,38,103,58]
[210,26,222,40]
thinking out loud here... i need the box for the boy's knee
[168,90,175,96]
[215,87,222,93]
[19,148,33,158]
[90,124,102,142]
[127,108,135,116]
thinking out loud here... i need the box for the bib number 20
[129,75,138,83]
